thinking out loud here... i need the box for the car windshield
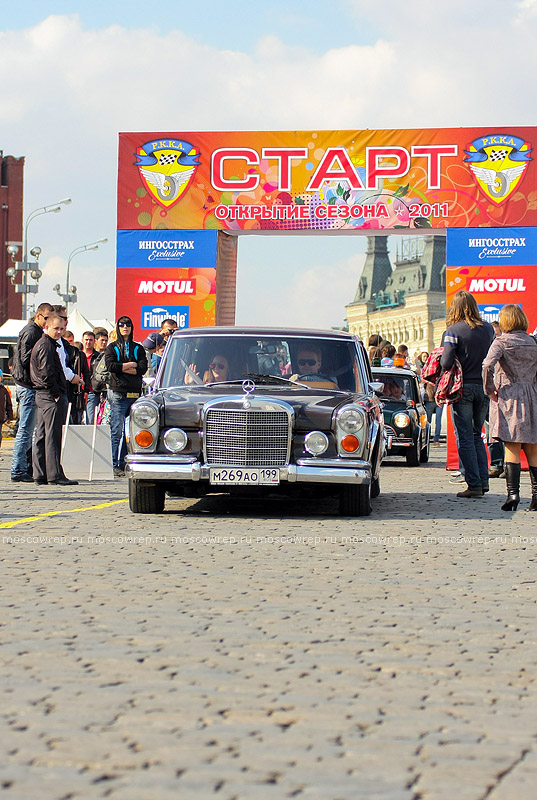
[158,334,365,392]
[373,372,416,402]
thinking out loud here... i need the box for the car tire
[420,434,430,463]
[405,439,420,467]
[129,480,165,514]
[370,474,380,499]
[339,483,372,516]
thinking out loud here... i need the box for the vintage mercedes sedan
[126,327,385,516]
[371,366,430,466]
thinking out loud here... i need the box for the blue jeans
[86,392,100,425]
[109,391,137,469]
[11,386,36,478]
[451,383,489,489]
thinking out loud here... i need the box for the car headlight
[394,412,410,428]
[131,402,159,427]
[304,431,329,456]
[337,407,365,433]
[163,428,188,453]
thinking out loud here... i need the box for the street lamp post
[5,198,72,319]
[54,238,108,312]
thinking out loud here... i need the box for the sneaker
[113,467,125,477]
[432,441,441,447]
[449,472,465,484]
[488,465,504,478]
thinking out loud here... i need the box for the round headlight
[304,431,329,456]
[163,428,188,453]
[394,412,410,428]
[131,402,159,427]
[337,407,365,433]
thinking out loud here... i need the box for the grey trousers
[33,392,68,482]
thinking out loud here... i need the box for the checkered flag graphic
[488,149,508,162]
[158,154,177,165]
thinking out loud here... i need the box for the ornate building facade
[345,235,448,353]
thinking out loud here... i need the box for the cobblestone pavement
[1,441,537,800]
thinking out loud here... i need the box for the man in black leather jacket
[10,302,53,482]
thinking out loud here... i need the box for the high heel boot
[528,465,537,511]
[501,462,520,511]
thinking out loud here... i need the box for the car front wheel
[420,433,430,463]
[405,439,420,467]
[339,483,372,516]
[129,480,165,514]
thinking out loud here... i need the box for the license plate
[209,467,280,485]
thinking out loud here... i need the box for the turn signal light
[420,413,428,428]
[341,434,359,452]
[135,429,154,448]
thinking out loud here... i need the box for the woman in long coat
[482,304,537,511]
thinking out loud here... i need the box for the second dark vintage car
[371,366,430,466]
[126,327,385,516]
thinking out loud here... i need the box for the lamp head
[6,244,18,262]
[30,246,42,260]
[6,266,16,278]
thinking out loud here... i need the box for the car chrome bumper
[386,437,413,449]
[125,454,372,485]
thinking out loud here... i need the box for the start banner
[117,128,537,233]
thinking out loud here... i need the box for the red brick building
[0,153,24,324]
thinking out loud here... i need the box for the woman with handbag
[483,304,537,511]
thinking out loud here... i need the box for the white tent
[0,309,116,344]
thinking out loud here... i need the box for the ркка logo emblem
[465,134,532,205]
[135,139,200,209]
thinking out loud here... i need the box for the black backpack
[92,352,110,391]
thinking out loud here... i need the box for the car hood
[154,385,365,431]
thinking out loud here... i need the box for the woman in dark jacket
[483,304,537,511]
[441,291,495,498]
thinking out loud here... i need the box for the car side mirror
[370,381,384,395]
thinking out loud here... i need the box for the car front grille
[205,408,291,466]
[384,425,396,438]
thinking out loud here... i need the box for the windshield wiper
[242,373,306,386]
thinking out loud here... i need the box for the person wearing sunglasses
[296,348,322,375]
[185,354,230,385]
[104,316,148,476]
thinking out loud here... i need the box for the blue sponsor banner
[447,226,537,267]
[141,305,190,330]
[117,229,217,269]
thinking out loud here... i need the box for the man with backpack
[104,316,147,477]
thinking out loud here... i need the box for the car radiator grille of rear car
[205,409,290,466]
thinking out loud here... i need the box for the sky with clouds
[2,0,537,328]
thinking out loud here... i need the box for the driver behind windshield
[297,347,322,374]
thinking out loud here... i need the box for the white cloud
[1,11,536,322]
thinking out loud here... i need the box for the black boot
[528,466,537,511]
[501,462,521,511]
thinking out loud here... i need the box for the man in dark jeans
[10,302,53,482]
[104,315,147,477]
[441,291,495,498]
